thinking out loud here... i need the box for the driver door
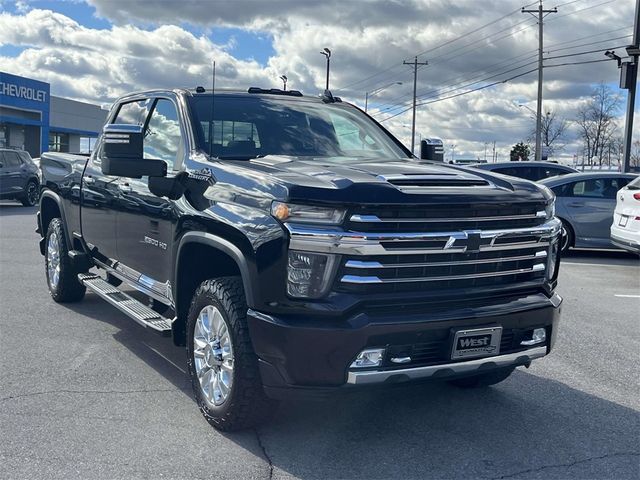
[115,97,184,287]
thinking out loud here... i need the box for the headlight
[271,201,345,224]
[287,250,338,298]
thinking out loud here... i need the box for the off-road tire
[447,367,515,388]
[45,218,86,303]
[186,276,276,431]
[20,179,39,206]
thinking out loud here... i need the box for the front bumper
[247,292,562,398]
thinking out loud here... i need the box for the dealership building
[0,71,108,157]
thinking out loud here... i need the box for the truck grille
[338,203,551,295]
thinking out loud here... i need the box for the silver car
[540,172,637,252]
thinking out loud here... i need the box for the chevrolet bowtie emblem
[465,232,483,253]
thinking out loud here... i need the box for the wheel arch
[39,191,71,250]
[172,232,257,345]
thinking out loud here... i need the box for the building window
[80,137,98,154]
[49,132,69,152]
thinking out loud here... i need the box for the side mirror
[101,124,167,178]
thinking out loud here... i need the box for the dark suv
[0,148,40,206]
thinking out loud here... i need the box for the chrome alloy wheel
[47,231,61,289]
[193,305,234,406]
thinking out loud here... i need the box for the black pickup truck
[37,87,562,431]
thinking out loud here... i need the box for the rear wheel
[559,219,574,253]
[447,367,515,388]
[186,277,275,431]
[45,218,86,303]
[20,180,39,207]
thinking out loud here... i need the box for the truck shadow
[65,291,639,480]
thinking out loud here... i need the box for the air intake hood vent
[379,173,491,189]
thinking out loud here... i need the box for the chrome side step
[78,273,172,336]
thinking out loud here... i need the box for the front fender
[175,231,259,308]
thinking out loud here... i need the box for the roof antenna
[208,60,216,159]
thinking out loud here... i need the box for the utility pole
[621,0,639,173]
[492,141,496,162]
[403,56,429,155]
[522,1,557,162]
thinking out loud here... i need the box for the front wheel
[186,277,275,431]
[20,180,39,206]
[45,218,86,303]
[447,367,515,388]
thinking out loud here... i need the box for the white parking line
[562,261,638,268]
[614,294,640,298]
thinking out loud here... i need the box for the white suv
[611,175,640,254]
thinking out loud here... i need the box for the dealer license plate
[618,215,629,227]
[451,327,502,360]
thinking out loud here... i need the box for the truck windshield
[188,95,410,160]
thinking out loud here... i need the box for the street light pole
[365,81,402,113]
[279,75,287,91]
[320,48,331,90]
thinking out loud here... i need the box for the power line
[378,68,538,123]
[543,44,632,60]
[335,1,539,92]
[374,57,539,116]
[545,57,617,67]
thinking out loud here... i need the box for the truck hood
[210,155,550,206]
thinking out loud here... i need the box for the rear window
[627,176,640,189]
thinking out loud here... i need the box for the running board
[78,273,172,336]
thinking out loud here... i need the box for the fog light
[350,348,385,368]
[521,328,546,346]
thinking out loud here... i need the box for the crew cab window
[202,120,262,156]
[143,99,181,170]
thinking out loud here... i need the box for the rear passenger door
[82,98,152,263]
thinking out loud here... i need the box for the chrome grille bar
[344,250,547,269]
[349,212,546,223]
[341,263,546,285]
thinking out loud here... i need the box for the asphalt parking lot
[1,201,639,480]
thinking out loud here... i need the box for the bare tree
[631,140,640,168]
[527,110,569,158]
[575,83,623,166]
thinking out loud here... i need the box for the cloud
[0,0,635,161]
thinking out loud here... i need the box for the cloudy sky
[0,0,637,162]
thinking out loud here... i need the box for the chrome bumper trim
[346,346,547,385]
